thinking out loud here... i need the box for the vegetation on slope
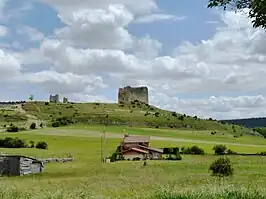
[0,108,27,123]
[21,101,248,134]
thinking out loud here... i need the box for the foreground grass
[1,130,266,198]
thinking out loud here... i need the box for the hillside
[0,101,254,136]
[221,117,266,128]
[17,101,247,134]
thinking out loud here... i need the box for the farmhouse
[0,155,44,176]
[120,135,163,160]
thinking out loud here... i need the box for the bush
[132,157,141,161]
[213,145,227,155]
[154,112,160,117]
[30,122,36,129]
[172,112,177,117]
[227,149,237,155]
[44,102,49,105]
[36,141,48,149]
[209,157,233,177]
[258,151,266,156]
[29,140,35,148]
[109,151,118,162]
[0,137,26,148]
[181,146,205,155]
[178,115,184,121]
[52,121,60,127]
[6,125,19,132]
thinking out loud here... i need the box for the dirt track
[20,128,266,148]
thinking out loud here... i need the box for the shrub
[52,121,60,127]
[178,115,184,121]
[227,149,237,155]
[258,151,266,156]
[44,102,49,105]
[0,137,26,148]
[29,140,35,148]
[172,112,177,117]
[181,146,205,155]
[132,157,141,161]
[154,112,160,117]
[209,157,233,177]
[30,122,36,129]
[36,141,48,149]
[109,151,118,162]
[6,125,19,132]
[213,145,227,155]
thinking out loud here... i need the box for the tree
[209,157,233,177]
[28,94,34,101]
[207,0,266,29]
[213,144,227,155]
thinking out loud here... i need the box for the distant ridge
[220,117,266,128]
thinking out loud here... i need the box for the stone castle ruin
[118,86,149,104]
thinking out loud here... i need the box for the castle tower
[118,86,148,104]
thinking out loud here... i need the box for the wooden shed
[0,155,44,176]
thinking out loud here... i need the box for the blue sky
[0,0,266,119]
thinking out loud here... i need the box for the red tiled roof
[138,145,163,153]
[122,147,148,154]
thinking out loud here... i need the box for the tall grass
[148,185,266,199]
[0,184,265,199]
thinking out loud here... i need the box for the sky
[0,0,266,120]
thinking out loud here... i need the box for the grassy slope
[21,101,245,134]
[1,130,266,198]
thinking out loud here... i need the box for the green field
[1,126,266,198]
[0,102,265,198]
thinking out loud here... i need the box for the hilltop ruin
[118,86,149,104]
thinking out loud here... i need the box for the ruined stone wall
[118,86,148,104]
[49,94,59,103]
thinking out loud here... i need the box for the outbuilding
[0,155,44,176]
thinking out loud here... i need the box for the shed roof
[0,155,43,166]
[123,135,150,143]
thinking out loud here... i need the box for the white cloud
[0,49,21,80]
[134,14,186,24]
[0,25,8,36]
[17,26,44,41]
[73,93,114,103]
[133,35,162,59]
[42,0,158,15]
[55,4,133,49]
[20,70,107,94]
[150,92,266,120]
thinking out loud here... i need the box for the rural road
[20,128,266,148]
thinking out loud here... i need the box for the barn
[0,155,44,176]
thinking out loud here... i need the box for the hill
[0,101,254,136]
[19,101,248,134]
[221,117,266,128]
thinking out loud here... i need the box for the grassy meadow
[1,126,266,198]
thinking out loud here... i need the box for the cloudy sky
[0,0,265,120]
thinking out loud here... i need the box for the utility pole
[103,124,106,163]
[100,130,103,163]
